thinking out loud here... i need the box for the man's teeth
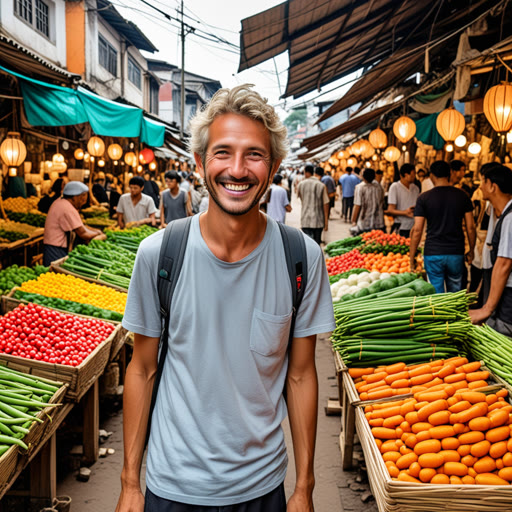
[224,183,250,191]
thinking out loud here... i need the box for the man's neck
[169,187,180,196]
[400,178,410,189]
[432,177,450,187]
[131,194,142,203]
[493,194,512,217]
[65,197,79,210]
[199,205,267,263]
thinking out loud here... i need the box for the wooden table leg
[29,433,57,510]
[83,380,99,464]
[343,401,356,470]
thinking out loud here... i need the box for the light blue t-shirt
[122,214,335,506]
[339,173,360,198]
[266,185,289,223]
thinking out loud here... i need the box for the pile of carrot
[350,358,491,402]
[364,365,512,485]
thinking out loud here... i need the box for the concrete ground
[55,193,379,511]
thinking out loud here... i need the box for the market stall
[328,230,512,511]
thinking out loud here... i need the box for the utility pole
[179,0,185,139]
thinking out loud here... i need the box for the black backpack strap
[491,202,512,265]
[146,216,193,446]
[277,223,308,351]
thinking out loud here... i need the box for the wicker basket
[0,382,67,497]
[109,326,128,361]
[0,324,118,402]
[50,256,128,292]
[356,404,512,511]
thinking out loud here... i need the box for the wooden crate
[355,405,512,512]
[0,382,68,498]
[0,317,119,402]
[50,256,128,292]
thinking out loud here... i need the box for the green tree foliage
[283,109,307,132]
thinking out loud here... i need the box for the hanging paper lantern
[383,146,401,162]
[468,142,481,155]
[336,150,345,159]
[107,143,123,161]
[97,159,106,167]
[124,152,136,166]
[352,140,364,156]
[139,148,155,164]
[393,116,416,144]
[0,132,27,167]
[362,143,375,159]
[74,148,84,160]
[347,157,357,167]
[454,135,467,147]
[52,153,65,164]
[87,136,105,157]
[436,108,465,142]
[149,161,157,171]
[483,83,512,133]
[369,128,387,149]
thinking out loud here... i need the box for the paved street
[56,193,379,512]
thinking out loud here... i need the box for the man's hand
[93,233,107,241]
[469,307,492,325]
[115,486,144,512]
[465,250,474,266]
[324,223,328,232]
[409,258,417,272]
[405,206,415,218]
[287,489,314,511]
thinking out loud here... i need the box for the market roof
[0,33,79,84]
[97,0,158,53]
[238,0,503,99]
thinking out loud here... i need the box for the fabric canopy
[1,65,165,147]
[415,114,445,150]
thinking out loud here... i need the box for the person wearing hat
[43,181,106,266]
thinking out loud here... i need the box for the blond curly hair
[188,84,288,166]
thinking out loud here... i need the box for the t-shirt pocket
[250,308,293,357]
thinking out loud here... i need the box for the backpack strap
[491,202,512,265]
[146,216,193,445]
[277,223,308,351]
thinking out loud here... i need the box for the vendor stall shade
[415,114,445,150]
[0,65,165,147]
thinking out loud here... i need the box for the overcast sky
[113,0,356,117]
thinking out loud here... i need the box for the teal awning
[415,113,445,150]
[1,65,165,147]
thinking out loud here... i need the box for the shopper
[351,168,385,233]
[338,167,360,222]
[387,163,420,237]
[469,164,512,335]
[38,178,65,214]
[409,160,476,293]
[92,171,109,204]
[266,174,291,223]
[116,176,157,229]
[318,167,336,219]
[160,170,192,227]
[116,84,335,512]
[450,160,466,186]
[297,164,330,244]
[43,181,105,266]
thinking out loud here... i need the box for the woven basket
[0,325,118,402]
[109,326,128,362]
[50,256,128,292]
[355,404,512,511]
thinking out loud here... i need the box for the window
[128,57,141,89]
[35,0,49,37]
[98,34,117,76]
[14,0,51,38]
[149,82,159,114]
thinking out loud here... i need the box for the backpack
[145,216,308,444]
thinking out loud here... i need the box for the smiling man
[116,85,335,512]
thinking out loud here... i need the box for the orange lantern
[393,116,416,144]
[0,132,26,167]
[436,108,465,142]
[124,152,136,166]
[107,143,123,161]
[369,128,387,149]
[483,83,512,133]
[383,146,401,162]
[74,148,84,160]
[87,136,105,157]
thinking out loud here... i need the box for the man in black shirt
[409,160,476,293]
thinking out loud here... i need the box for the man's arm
[285,204,292,213]
[387,204,414,218]
[185,194,193,217]
[286,334,317,512]
[464,211,476,265]
[351,204,361,225]
[117,212,125,229]
[115,333,159,512]
[75,225,105,242]
[409,216,425,271]
[469,257,512,324]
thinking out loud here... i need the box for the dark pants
[399,229,411,238]
[43,244,68,267]
[342,196,354,221]
[144,484,286,512]
[302,227,322,245]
